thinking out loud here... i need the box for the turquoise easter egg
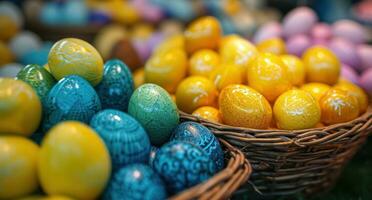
[42,75,101,131]
[128,84,179,146]
[90,109,151,170]
[16,64,56,106]
[95,59,134,112]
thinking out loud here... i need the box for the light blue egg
[40,2,63,25]
[19,48,49,66]
[43,75,101,131]
[95,59,134,112]
[63,0,88,26]
[90,109,151,170]
[128,84,179,146]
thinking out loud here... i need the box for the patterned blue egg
[153,141,217,194]
[42,75,101,131]
[171,121,224,171]
[128,84,179,146]
[95,59,134,112]
[90,109,151,170]
[104,164,167,200]
[149,146,158,167]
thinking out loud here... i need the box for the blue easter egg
[149,146,158,167]
[153,141,217,194]
[104,164,167,200]
[95,59,134,112]
[171,122,224,171]
[90,109,151,170]
[128,84,179,146]
[40,2,63,25]
[19,47,49,66]
[43,75,101,131]
[63,0,88,26]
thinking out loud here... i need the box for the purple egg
[332,20,367,44]
[147,32,164,52]
[311,23,332,40]
[132,0,164,23]
[359,68,372,96]
[132,39,151,62]
[252,21,282,44]
[341,64,360,85]
[282,7,318,38]
[286,34,312,57]
[357,44,372,71]
[329,37,361,71]
[311,38,329,47]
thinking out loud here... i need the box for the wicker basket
[170,139,252,200]
[180,107,372,197]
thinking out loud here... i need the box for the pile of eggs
[139,16,369,130]
[0,37,225,199]
[252,6,372,96]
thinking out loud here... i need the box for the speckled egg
[16,64,56,106]
[95,59,134,112]
[90,109,151,170]
[171,122,224,171]
[128,84,179,146]
[43,75,101,131]
[153,141,217,194]
[103,164,167,200]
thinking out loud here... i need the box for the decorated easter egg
[153,141,217,194]
[128,84,179,146]
[252,21,282,44]
[48,38,104,86]
[38,121,111,200]
[360,69,372,96]
[329,38,360,71]
[43,75,101,131]
[341,64,360,85]
[16,64,56,105]
[310,23,332,41]
[332,20,367,44]
[0,41,14,65]
[9,31,42,59]
[282,7,318,38]
[0,63,23,77]
[0,15,18,41]
[334,81,368,114]
[149,146,158,167]
[110,39,143,70]
[300,83,331,102]
[0,136,39,199]
[171,122,224,171]
[90,109,151,170]
[0,78,41,136]
[357,44,372,71]
[286,34,312,57]
[103,164,167,200]
[209,63,243,91]
[95,59,134,111]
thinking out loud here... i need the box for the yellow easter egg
[0,78,42,136]
[0,41,14,65]
[219,84,272,129]
[0,136,39,199]
[303,46,340,85]
[247,53,292,102]
[334,82,368,114]
[133,67,144,89]
[300,82,331,102]
[192,106,222,123]
[319,89,360,125]
[209,63,243,91]
[257,38,287,55]
[274,89,321,130]
[280,54,305,86]
[189,49,220,77]
[0,15,18,41]
[176,76,218,113]
[38,121,111,200]
[154,34,185,54]
[48,38,104,86]
[145,48,187,93]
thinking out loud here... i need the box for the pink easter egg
[332,19,367,44]
[329,37,361,71]
[282,7,318,38]
[286,34,312,57]
[357,44,372,71]
[252,21,282,44]
[341,64,360,85]
[359,68,372,96]
[311,38,328,47]
[311,23,332,40]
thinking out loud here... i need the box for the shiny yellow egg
[48,38,104,86]
[0,15,18,41]
[133,67,144,88]
[38,121,111,200]
[145,48,187,93]
[0,41,14,66]
[319,89,360,125]
[185,16,222,54]
[192,106,222,123]
[302,46,340,85]
[0,78,42,136]
[189,49,220,77]
[219,84,272,129]
[247,53,292,102]
[257,38,287,55]
[274,89,321,130]
[300,82,331,102]
[0,136,39,199]
[176,76,218,113]
[209,63,243,91]
[334,82,368,114]
[154,34,185,54]
[280,54,305,86]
